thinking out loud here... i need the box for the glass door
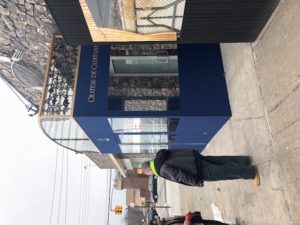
[108,117,180,153]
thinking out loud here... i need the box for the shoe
[252,167,260,187]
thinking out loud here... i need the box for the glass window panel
[109,44,180,112]
[129,157,155,168]
[119,144,168,153]
[108,76,180,112]
[167,118,180,132]
[108,118,168,133]
[119,134,168,144]
[108,118,180,133]
[112,57,178,74]
[40,117,98,152]
[168,134,177,143]
[110,44,178,57]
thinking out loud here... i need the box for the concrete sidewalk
[165,0,300,224]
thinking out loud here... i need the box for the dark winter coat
[153,149,204,186]
[160,215,229,225]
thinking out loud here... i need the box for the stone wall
[0,0,59,106]
[108,76,180,111]
[109,77,180,97]
[122,176,149,190]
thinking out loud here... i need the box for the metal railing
[40,38,79,116]
[119,0,186,34]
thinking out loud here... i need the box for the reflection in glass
[167,118,180,132]
[108,118,168,133]
[108,43,180,112]
[108,118,180,133]
[119,144,168,153]
[40,117,98,152]
[108,75,180,111]
[111,56,178,74]
[119,134,168,144]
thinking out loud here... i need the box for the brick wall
[122,175,149,190]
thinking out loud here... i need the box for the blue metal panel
[74,45,110,116]
[74,43,231,154]
[74,116,122,153]
[178,44,231,116]
[74,45,122,153]
[175,116,229,142]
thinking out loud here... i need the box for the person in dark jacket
[152,211,231,225]
[142,149,260,186]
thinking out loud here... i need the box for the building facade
[45,0,280,44]
[0,0,58,114]
[0,1,154,171]
[38,36,231,175]
[115,170,151,207]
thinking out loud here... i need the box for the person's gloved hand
[185,211,201,221]
[185,212,193,221]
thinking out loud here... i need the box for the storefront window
[108,43,180,112]
[111,56,178,74]
[119,144,168,153]
[108,118,180,133]
[108,118,169,133]
[118,134,169,144]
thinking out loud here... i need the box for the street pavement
[161,1,300,224]
[155,177,169,219]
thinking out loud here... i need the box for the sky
[0,79,125,225]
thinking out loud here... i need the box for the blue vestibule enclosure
[73,44,231,154]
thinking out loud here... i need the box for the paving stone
[164,2,300,224]
[277,150,300,225]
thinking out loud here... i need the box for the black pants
[201,156,256,181]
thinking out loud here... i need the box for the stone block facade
[84,152,117,169]
[0,0,58,106]
[109,76,180,111]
